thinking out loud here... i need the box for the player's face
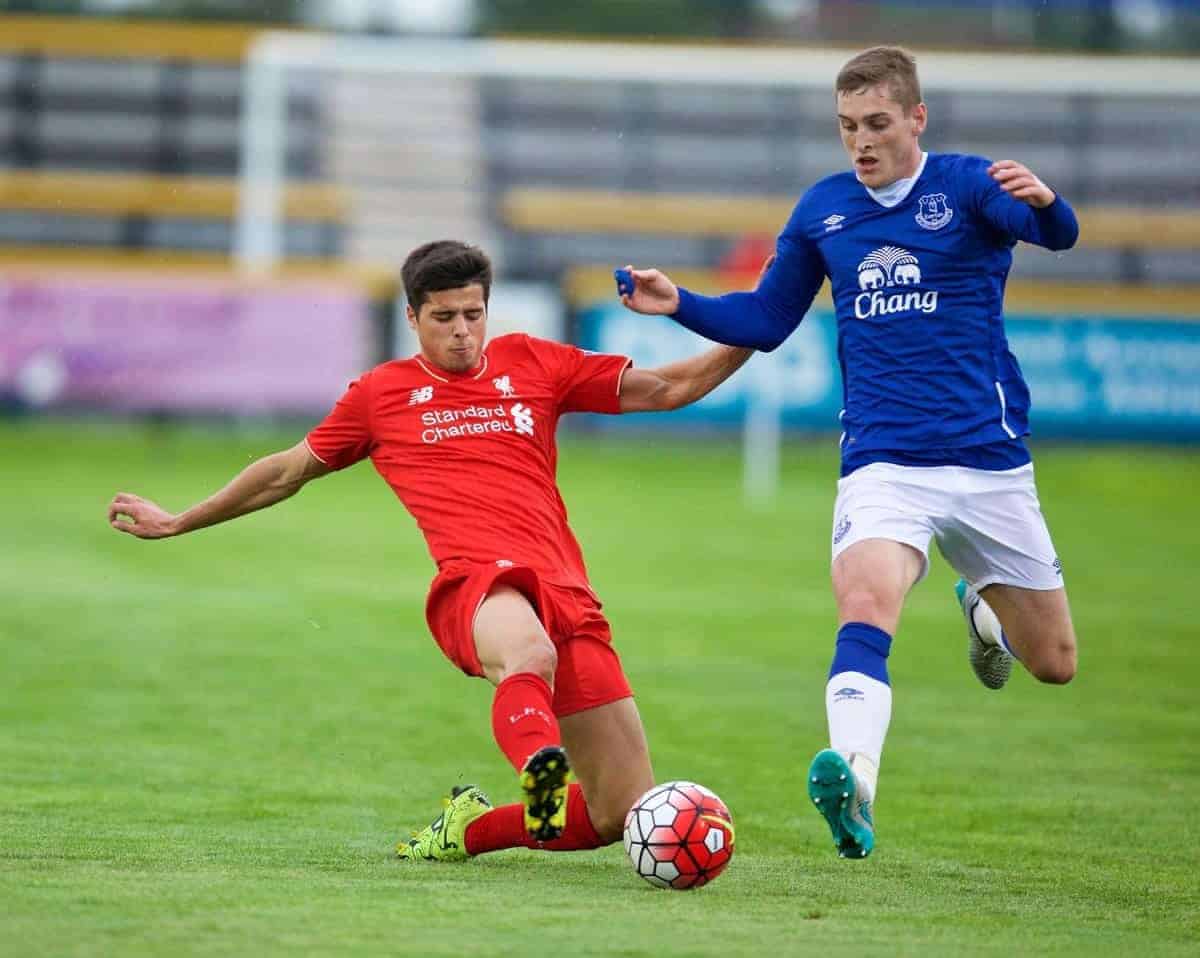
[836,83,927,189]
[408,285,488,373]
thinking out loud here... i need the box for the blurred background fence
[0,1,1197,448]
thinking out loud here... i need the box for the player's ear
[911,102,928,136]
[406,303,418,331]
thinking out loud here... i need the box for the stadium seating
[499,187,1200,284]
[0,15,1194,290]
[481,76,1200,285]
[0,15,339,262]
[0,170,342,259]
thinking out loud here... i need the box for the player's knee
[494,635,557,685]
[1033,655,1076,685]
[1028,641,1076,685]
[513,639,557,685]
[837,587,900,630]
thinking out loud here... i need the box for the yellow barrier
[0,171,344,222]
[0,14,277,63]
[506,189,1200,251]
[0,247,397,299]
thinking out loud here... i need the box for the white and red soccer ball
[622,781,735,890]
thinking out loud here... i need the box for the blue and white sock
[825,622,893,802]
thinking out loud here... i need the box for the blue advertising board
[576,302,1200,441]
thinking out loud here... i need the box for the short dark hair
[836,46,922,113]
[401,241,493,311]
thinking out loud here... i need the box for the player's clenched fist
[108,492,177,539]
[988,159,1056,209]
[617,265,681,316]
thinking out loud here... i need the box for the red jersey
[306,333,631,592]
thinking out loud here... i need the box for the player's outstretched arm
[618,344,754,413]
[108,441,331,540]
[616,253,770,412]
[617,225,823,353]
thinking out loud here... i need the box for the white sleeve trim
[304,437,331,466]
[614,357,633,398]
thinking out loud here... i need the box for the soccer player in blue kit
[618,46,1080,859]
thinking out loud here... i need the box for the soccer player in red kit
[108,240,753,862]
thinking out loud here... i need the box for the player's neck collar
[414,352,490,383]
[861,151,928,208]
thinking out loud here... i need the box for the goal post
[743,352,783,508]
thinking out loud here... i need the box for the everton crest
[915,192,953,230]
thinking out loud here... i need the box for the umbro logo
[823,214,845,232]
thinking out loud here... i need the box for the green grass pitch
[1,421,1197,956]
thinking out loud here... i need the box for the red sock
[464,783,607,855]
[491,672,560,772]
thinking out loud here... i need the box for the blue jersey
[672,152,1079,474]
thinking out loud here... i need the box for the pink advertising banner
[0,273,372,414]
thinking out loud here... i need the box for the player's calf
[584,786,648,844]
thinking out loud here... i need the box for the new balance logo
[409,386,434,405]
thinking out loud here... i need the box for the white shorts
[831,462,1064,591]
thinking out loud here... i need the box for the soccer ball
[622,781,735,890]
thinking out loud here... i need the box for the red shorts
[425,560,633,718]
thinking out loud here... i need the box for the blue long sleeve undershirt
[673,233,825,352]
